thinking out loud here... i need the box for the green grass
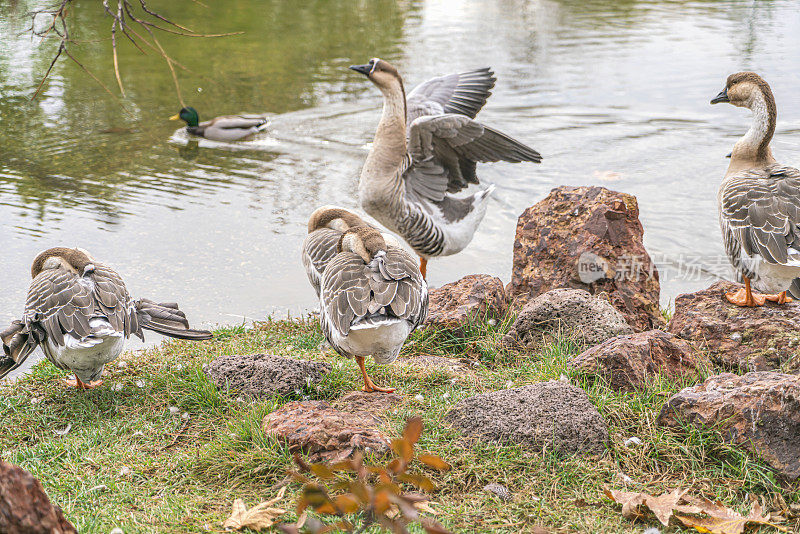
[1,316,797,533]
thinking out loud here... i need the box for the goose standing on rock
[170,107,269,142]
[349,58,542,278]
[302,206,371,296]
[319,226,427,393]
[0,247,212,388]
[711,72,800,306]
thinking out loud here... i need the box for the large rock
[503,288,633,348]
[206,354,330,398]
[506,186,663,331]
[425,274,507,331]
[569,330,707,391]
[446,381,608,455]
[263,401,391,462]
[0,461,76,534]
[667,281,800,373]
[658,372,800,480]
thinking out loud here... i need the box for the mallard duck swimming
[349,58,541,278]
[301,206,371,296]
[0,247,212,388]
[712,72,800,306]
[170,106,268,142]
[319,226,427,393]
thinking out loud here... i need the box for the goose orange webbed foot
[64,377,103,389]
[355,356,395,394]
[764,291,793,305]
[725,288,766,307]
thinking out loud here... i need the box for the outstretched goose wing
[403,114,541,202]
[721,164,800,265]
[407,68,496,123]
[302,228,342,296]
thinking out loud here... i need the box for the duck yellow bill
[169,114,180,121]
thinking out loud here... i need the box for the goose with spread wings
[319,226,427,393]
[0,247,212,388]
[712,71,800,306]
[349,58,541,278]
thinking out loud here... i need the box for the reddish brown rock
[667,281,800,373]
[658,372,800,480]
[425,274,507,331]
[0,461,76,534]
[263,401,391,462]
[506,186,663,331]
[569,330,708,391]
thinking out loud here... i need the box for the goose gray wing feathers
[302,228,343,296]
[0,263,140,379]
[320,247,427,339]
[407,68,496,123]
[721,164,800,265]
[403,114,542,202]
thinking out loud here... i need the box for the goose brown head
[349,58,404,91]
[31,247,95,278]
[338,226,387,263]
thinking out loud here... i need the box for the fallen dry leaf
[675,497,788,534]
[223,486,287,531]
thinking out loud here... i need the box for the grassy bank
[1,317,797,533]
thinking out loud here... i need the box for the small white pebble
[181,412,189,420]
[168,407,179,415]
[54,424,71,436]
[643,528,661,534]
[616,472,634,485]
[505,381,513,389]
[414,394,424,402]
[135,380,145,388]
[442,392,450,399]
[174,364,184,371]
[730,332,742,342]
[119,466,131,476]
[132,431,144,437]
[30,397,43,405]
[559,374,569,382]
[202,363,209,371]
[117,361,128,369]
[235,396,245,403]
[624,437,642,447]
[112,383,123,391]
[110,528,125,534]
[471,361,481,367]
[487,319,497,326]
[88,484,107,492]
[450,378,457,384]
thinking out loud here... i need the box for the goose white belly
[42,318,125,383]
[751,258,800,294]
[328,318,411,365]
[437,187,494,256]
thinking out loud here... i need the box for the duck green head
[170,107,199,127]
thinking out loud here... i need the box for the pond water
[2,0,800,374]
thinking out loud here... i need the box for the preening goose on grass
[0,247,212,388]
[349,58,541,279]
[318,226,428,393]
[301,206,371,297]
[711,72,800,306]
[170,106,268,142]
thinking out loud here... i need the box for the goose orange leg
[355,356,395,393]
[64,377,103,389]
[419,257,427,279]
[725,278,766,307]
[764,291,793,304]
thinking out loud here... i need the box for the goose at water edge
[0,247,212,388]
[317,225,428,393]
[349,58,542,279]
[711,72,800,306]
[170,106,269,142]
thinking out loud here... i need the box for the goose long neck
[729,88,776,172]
[365,80,408,176]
